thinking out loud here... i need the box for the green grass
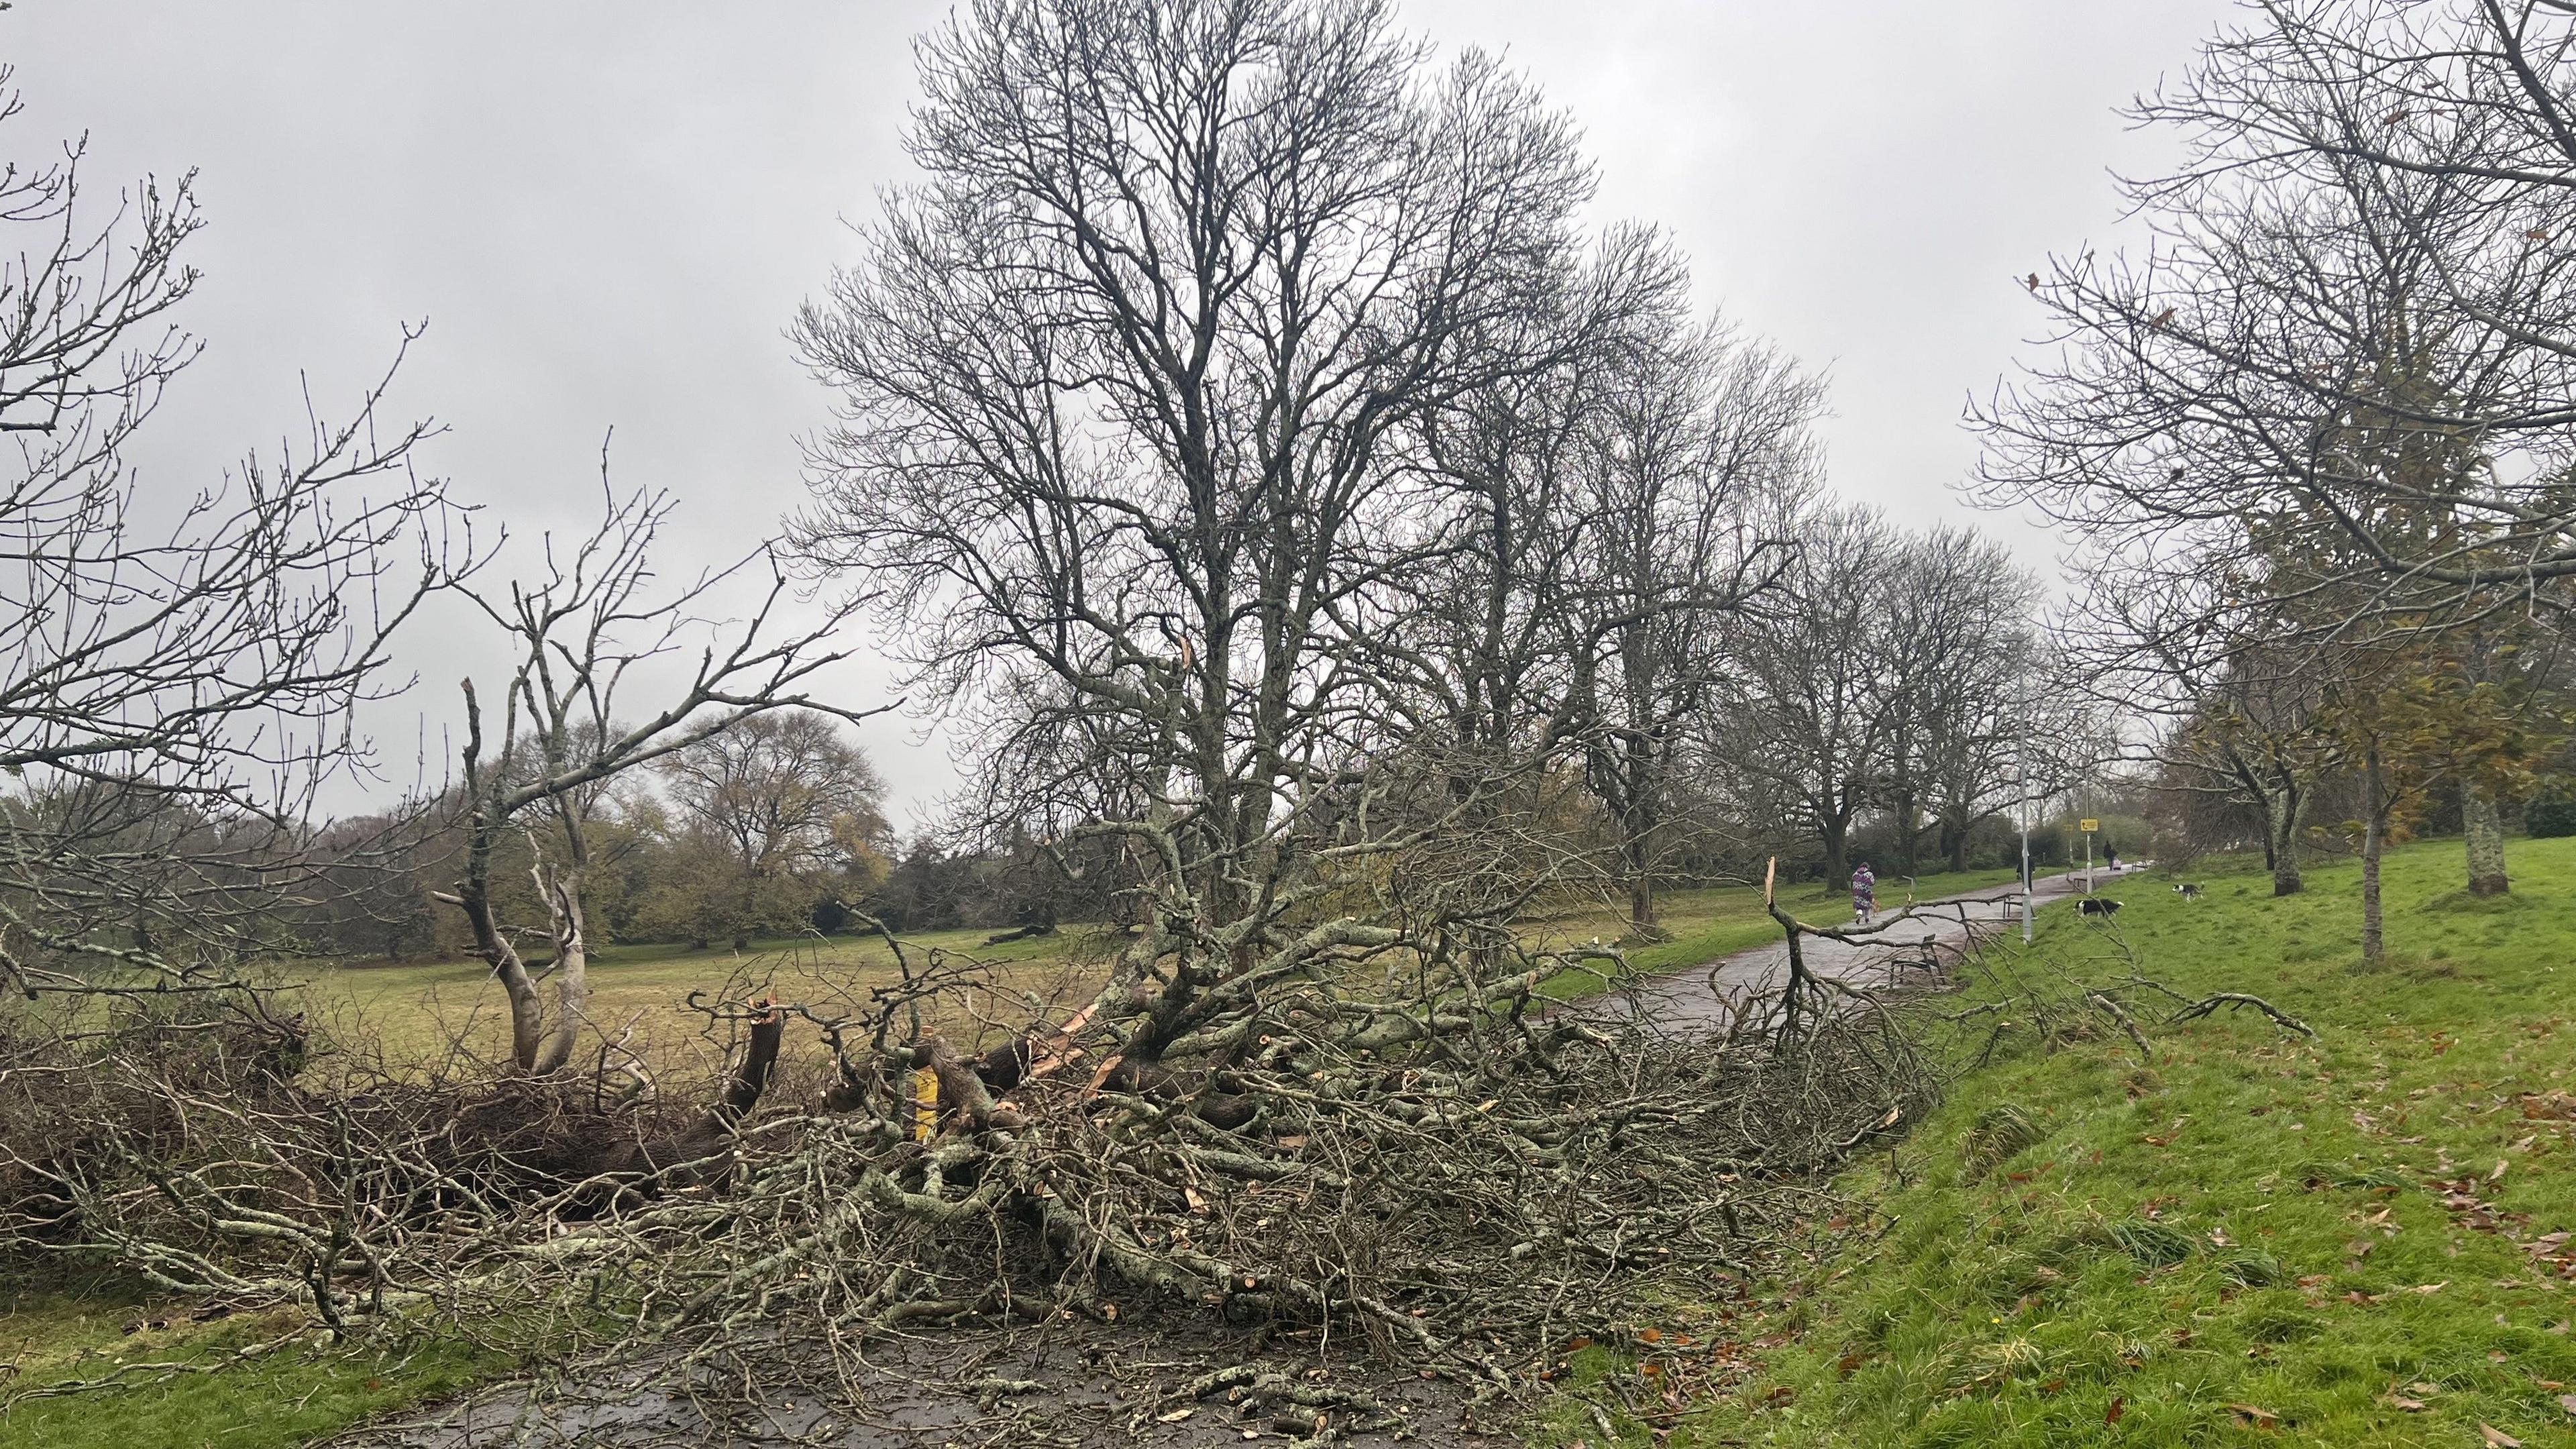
[0,1288,500,1449]
[1644,835,2576,1448]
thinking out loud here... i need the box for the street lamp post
[2021,784,2034,946]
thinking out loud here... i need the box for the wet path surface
[1587,868,2112,1031]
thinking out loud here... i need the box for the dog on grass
[2174,883,2203,900]
[2078,896,2123,918]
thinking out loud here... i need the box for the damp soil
[333,1313,1507,1448]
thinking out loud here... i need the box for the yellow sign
[2078,818,2099,833]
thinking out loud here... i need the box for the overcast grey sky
[4,1,2242,824]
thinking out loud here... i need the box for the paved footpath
[1590,867,2138,1031]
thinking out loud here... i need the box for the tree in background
[1713,504,1897,885]
[643,709,890,949]
[1568,310,1821,936]
[1870,527,2038,873]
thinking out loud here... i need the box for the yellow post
[913,1065,941,1141]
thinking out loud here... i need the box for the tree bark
[1819,814,1850,890]
[2360,745,2384,963]
[540,885,586,1075]
[2266,790,2304,896]
[2463,786,2510,897]
[1627,866,1656,937]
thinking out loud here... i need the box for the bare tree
[793,0,1599,1067]
[435,482,882,1074]
[1567,311,1820,935]
[1865,528,2032,870]
[0,66,449,1010]
[1974,1,2576,669]
[1713,504,1898,885]
[1873,529,2045,873]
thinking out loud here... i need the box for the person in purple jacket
[1850,861,1877,926]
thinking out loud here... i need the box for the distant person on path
[1850,861,1876,926]
[2106,847,2121,873]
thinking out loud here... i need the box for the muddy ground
[332,1316,1513,1448]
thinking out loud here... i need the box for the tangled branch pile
[4,918,1938,1411]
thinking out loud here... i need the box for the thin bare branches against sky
[3,0,2241,817]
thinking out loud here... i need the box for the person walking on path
[1850,861,1876,926]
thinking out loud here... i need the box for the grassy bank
[1650,836,2576,1448]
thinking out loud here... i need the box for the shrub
[2526,789,2576,839]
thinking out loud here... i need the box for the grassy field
[1634,835,2576,1448]
[0,1291,501,1449]
[310,920,1115,1068]
[305,865,2025,1061]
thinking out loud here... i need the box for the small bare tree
[0,64,449,1009]
[435,482,882,1075]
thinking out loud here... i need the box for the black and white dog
[2174,883,2204,901]
[2078,896,2123,918]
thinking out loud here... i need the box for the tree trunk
[531,865,588,1076]
[1819,806,1851,889]
[446,867,549,1072]
[2360,745,2384,963]
[2463,786,2510,897]
[1627,867,1656,937]
[2266,790,2304,896]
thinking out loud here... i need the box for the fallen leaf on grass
[2227,1401,2279,1426]
[2104,1395,2125,1425]
[2559,1393,2576,1417]
[2479,1424,2522,1448]
[2385,1393,2426,1411]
